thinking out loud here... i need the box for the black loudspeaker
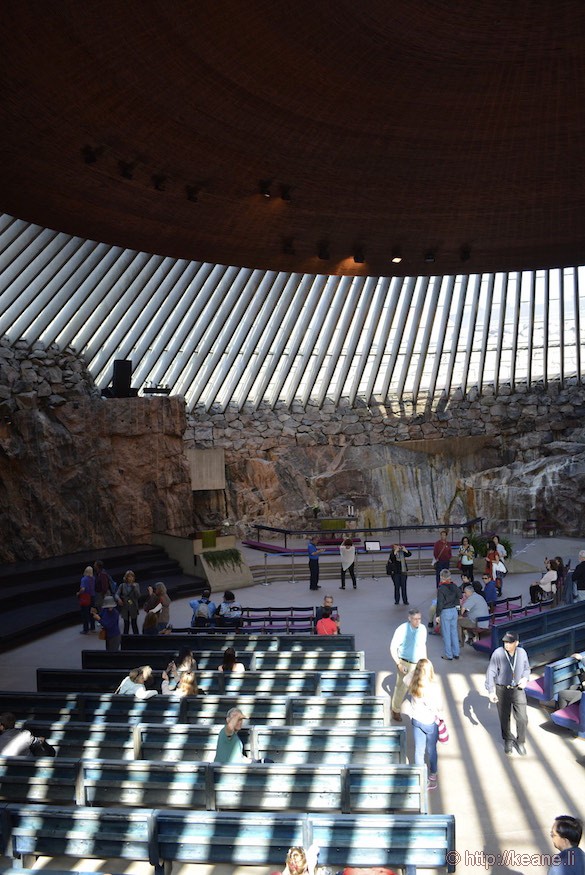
[112,359,132,398]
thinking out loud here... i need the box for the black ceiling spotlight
[391,247,403,264]
[259,179,272,198]
[280,184,292,202]
[152,174,167,191]
[424,250,436,263]
[353,245,365,264]
[282,237,295,255]
[185,185,199,202]
[318,240,330,260]
[118,160,136,180]
[460,245,471,262]
[81,144,104,164]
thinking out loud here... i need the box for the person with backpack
[189,588,217,628]
[94,560,116,609]
[216,590,243,629]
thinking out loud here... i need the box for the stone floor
[1,534,584,875]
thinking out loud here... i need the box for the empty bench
[0,758,426,813]
[0,803,456,874]
[82,648,365,672]
[121,632,356,652]
[472,601,585,659]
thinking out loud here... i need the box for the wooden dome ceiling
[2,0,585,278]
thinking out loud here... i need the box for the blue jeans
[440,607,459,658]
[435,561,450,586]
[412,718,438,774]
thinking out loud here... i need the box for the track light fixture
[81,144,104,164]
[282,237,295,255]
[259,179,272,198]
[460,245,471,262]
[424,251,436,263]
[318,240,330,260]
[280,184,292,202]
[353,246,365,264]
[118,160,136,180]
[185,185,199,203]
[391,248,402,264]
[152,174,167,191]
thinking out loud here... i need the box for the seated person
[189,588,217,627]
[529,558,558,604]
[219,646,246,673]
[116,665,158,698]
[481,574,498,609]
[315,594,340,630]
[216,590,243,628]
[458,584,489,644]
[0,712,56,757]
[282,845,320,875]
[549,652,585,711]
[161,668,200,697]
[214,707,251,763]
[315,605,339,635]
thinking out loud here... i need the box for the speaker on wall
[112,359,132,397]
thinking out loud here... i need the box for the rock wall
[185,383,585,537]
[0,338,193,563]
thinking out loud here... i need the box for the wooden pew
[0,803,456,873]
[82,648,366,672]
[13,721,406,766]
[525,652,585,703]
[121,632,356,652]
[3,692,391,728]
[0,691,183,726]
[252,725,406,764]
[475,601,585,659]
[36,668,375,696]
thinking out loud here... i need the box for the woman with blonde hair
[161,668,200,697]
[282,844,319,875]
[401,658,443,791]
[116,665,158,698]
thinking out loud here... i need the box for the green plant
[203,548,243,573]
[468,533,513,560]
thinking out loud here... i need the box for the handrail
[252,518,485,548]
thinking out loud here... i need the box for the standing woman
[401,658,443,791]
[116,570,141,635]
[339,537,357,590]
[91,595,121,651]
[458,536,476,581]
[388,544,412,605]
[485,540,501,592]
[154,582,171,632]
[77,565,96,634]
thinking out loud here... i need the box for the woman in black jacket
[387,544,412,606]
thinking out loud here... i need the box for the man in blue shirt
[390,608,428,720]
[308,537,323,590]
[548,815,585,875]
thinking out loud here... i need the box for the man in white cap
[485,631,530,755]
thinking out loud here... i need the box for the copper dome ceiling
[2,0,585,278]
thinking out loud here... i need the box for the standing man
[547,815,585,875]
[573,550,585,602]
[433,530,452,586]
[308,536,323,591]
[390,608,427,721]
[485,631,530,755]
[388,543,412,605]
[435,568,461,660]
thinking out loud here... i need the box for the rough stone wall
[185,383,585,537]
[0,337,193,563]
